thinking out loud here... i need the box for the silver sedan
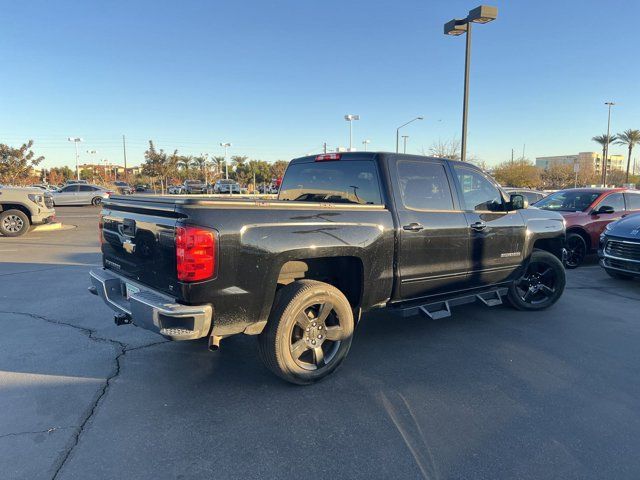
[51,184,112,206]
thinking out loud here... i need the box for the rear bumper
[89,268,212,340]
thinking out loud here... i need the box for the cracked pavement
[1,206,640,479]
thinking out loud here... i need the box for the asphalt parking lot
[1,206,639,480]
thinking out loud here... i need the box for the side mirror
[594,205,615,215]
[509,193,528,210]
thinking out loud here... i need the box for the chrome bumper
[89,268,212,341]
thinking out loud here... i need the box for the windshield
[186,180,203,185]
[535,190,601,212]
[278,160,382,204]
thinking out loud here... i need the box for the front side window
[396,161,454,211]
[279,160,382,205]
[61,185,79,193]
[597,193,625,212]
[454,166,503,212]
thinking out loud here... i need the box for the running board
[399,287,509,320]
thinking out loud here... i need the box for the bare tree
[422,137,461,160]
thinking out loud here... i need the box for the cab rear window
[279,160,382,205]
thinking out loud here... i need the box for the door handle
[403,222,424,232]
[470,221,487,231]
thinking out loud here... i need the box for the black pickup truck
[89,152,566,384]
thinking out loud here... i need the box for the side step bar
[400,287,509,320]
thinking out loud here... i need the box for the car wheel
[0,209,31,237]
[564,233,587,269]
[91,197,102,206]
[604,268,633,280]
[258,280,354,385]
[507,249,566,311]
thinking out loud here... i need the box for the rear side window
[625,193,640,210]
[598,193,625,212]
[396,161,454,211]
[79,185,96,192]
[279,160,382,205]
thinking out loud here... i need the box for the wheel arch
[0,203,33,221]
[566,226,591,251]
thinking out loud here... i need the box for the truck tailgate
[100,200,184,297]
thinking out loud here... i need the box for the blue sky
[1,0,639,169]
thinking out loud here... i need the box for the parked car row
[167,179,242,194]
[533,188,640,268]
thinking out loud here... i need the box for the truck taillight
[176,226,216,282]
[315,153,341,161]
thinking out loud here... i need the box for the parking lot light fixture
[219,142,232,179]
[344,114,360,151]
[67,137,83,180]
[444,5,498,162]
[362,139,371,151]
[396,116,423,153]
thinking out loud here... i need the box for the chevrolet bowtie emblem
[123,239,136,254]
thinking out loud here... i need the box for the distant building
[535,152,624,175]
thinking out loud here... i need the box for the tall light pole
[396,116,423,153]
[362,139,371,151]
[603,101,615,186]
[402,135,409,154]
[344,114,359,151]
[444,5,498,162]
[219,142,231,179]
[68,137,83,180]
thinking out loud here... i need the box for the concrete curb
[31,222,76,232]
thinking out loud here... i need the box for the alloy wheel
[515,261,558,305]
[289,301,345,371]
[2,214,24,233]
[564,236,585,268]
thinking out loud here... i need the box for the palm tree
[178,156,192,178]
[614,129,640,183]
[592,133,617,184]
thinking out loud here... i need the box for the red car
[534,188,640,268]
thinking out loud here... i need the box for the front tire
[258,280,354,385]
[0,209,31,237]
[507,249,566,311]
[564,233,587,269]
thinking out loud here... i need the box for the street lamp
[219,142,231,179]
[603,101,615,186]
[402,135,409,154]
[444,5,498,162]
[67,137,83,180]
[396,116,423,153]
[344,114,360,151]
[362,139,371,151]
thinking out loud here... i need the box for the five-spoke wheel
[507,249,566,311]
[564,233,587,269]
[258,280,354,385]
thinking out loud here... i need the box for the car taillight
[315,153,341,161]
[98,215,104,245]
[176,226,216,282]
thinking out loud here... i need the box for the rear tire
[0,209,30,237]
[91,196,102,206]
[258,280,354,385]
[507,249,566,311]
[564,233,587,269]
